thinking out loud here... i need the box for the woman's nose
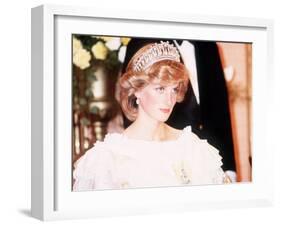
[166,90,175,106]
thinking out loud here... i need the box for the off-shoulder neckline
[104,126,191,144]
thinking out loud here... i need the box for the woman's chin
[143,111,172,123]
[156,115,171,122]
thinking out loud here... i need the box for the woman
[73,41,230,191]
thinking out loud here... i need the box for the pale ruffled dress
[73,126,226,191]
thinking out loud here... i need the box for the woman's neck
[123,115,168,141]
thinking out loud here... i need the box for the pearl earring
[136,98,140,105]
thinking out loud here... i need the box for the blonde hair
[118,43,189,121]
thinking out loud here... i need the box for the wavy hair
[118,43,189,121]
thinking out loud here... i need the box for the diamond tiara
[132,41,180,72]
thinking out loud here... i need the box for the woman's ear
[134,90,141,99]
[135,86,145,99]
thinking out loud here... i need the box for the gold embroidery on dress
[120,181,129,188]
[223,173,232,184]
[172,161,191,184]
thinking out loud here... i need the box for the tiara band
[132,41,180,72]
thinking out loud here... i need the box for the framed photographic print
[31,4,274,221]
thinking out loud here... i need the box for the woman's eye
[172,87,179,93]
[155,87,165,93]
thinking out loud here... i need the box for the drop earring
[136,98,140,105]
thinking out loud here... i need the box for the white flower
[73,37,83,55]
[91,41,108,60]
[105,37,121,51]
[118,46,127,63]
[73,48,91,70]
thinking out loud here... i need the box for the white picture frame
[31,4,274,221]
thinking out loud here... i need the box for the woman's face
[136,79,179,122]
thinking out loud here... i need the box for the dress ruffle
[73,126,225,191]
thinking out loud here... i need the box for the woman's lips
[159,108,170,113]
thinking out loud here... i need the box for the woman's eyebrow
[150,82,179,87]
[151,83,164,86]
[168,84,180,88]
